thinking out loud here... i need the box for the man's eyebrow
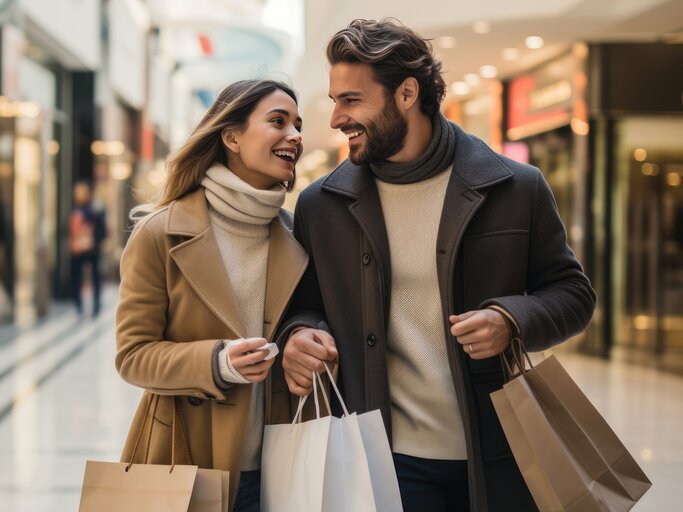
[329,91,363,100]
[266,108,302,123]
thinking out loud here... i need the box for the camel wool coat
[115,188,307,509]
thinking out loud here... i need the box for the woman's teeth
[273,149,296,161]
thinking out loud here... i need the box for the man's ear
[395,77,419,111]
[221,128,240,153]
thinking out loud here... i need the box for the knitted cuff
[218,339,251,384]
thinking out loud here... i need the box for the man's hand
[229,337,276,383]
[449,309,511,359]
[283,328,338,396]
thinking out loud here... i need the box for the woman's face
[225,89,303,189]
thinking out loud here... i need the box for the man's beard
[348,96,408,165]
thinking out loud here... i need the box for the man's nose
[330,105,346,130]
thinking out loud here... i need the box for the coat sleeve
[274,194,330,347]
[115,217,233,400]
[481,170,597,351]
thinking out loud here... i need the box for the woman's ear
[221,128,240,153]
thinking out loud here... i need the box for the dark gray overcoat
[278,123,596,511]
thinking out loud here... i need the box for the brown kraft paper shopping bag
[78,461,197,512]
[491,346,651,512]
[79,394,229,512]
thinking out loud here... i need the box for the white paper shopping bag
[261,385,331,512]
[322,412,376,512]
[357,409,404,511]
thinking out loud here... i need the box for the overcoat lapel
[323,162,392,319]
[436,123,515,300]
[167,189,247,338]
[263,213,309,341]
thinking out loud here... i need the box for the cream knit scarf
[201,163,286,226]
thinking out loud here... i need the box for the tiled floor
[0,288,680,511]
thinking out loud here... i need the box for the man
[278,19,596,511]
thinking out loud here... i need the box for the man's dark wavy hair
[326,18,446,117]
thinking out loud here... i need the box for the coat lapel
[167,189,247,338]
[323,163,392,318]
[263,212,309,340]
[436,122,515,299]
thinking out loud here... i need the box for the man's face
[329,63,408,165]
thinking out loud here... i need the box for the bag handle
[290,362,348,426]
[500,336,534,383]
[125,393,159,472]
[125,394,193,473]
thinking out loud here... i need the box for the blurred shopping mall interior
[0,0,682,510]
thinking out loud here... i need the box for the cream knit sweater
[375,166,468,460]
[201,163,286,471]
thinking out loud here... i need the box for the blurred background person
[69,181,107,316]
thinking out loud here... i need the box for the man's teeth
[273,150,295,161]
[345,130,363,140]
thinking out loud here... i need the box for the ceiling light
[472,21,491,34]
[450,81,470,95]
[525,36,544,49]
[634,148,647,161]
[437,36,457,49]
[479,65,498,79]
[464,73,481,87]
[502,48,520,61]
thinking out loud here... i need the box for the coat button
[366,334,377,346]
[362,253,371,265]
[187,396,203,406]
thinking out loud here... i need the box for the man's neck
[387,112,433,163]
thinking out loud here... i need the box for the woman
[115,80,307,512]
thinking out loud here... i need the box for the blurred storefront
[94,0,149,274]
[445,80,504,153]
[588,43,683,373]
[502,42,683,373]
[0,0,101,324]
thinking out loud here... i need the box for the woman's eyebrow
[266,108,302,124]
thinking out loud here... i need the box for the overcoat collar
[165,188,307,340]
[321,122,514,198]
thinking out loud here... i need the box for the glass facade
[612,117,683,372]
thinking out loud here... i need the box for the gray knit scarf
[370,113,455,184]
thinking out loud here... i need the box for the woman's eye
[272,117,284,126]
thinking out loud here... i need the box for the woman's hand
[228,337,276,382]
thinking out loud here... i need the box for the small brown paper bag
[79,394,229,512]
[78,461,197,512]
